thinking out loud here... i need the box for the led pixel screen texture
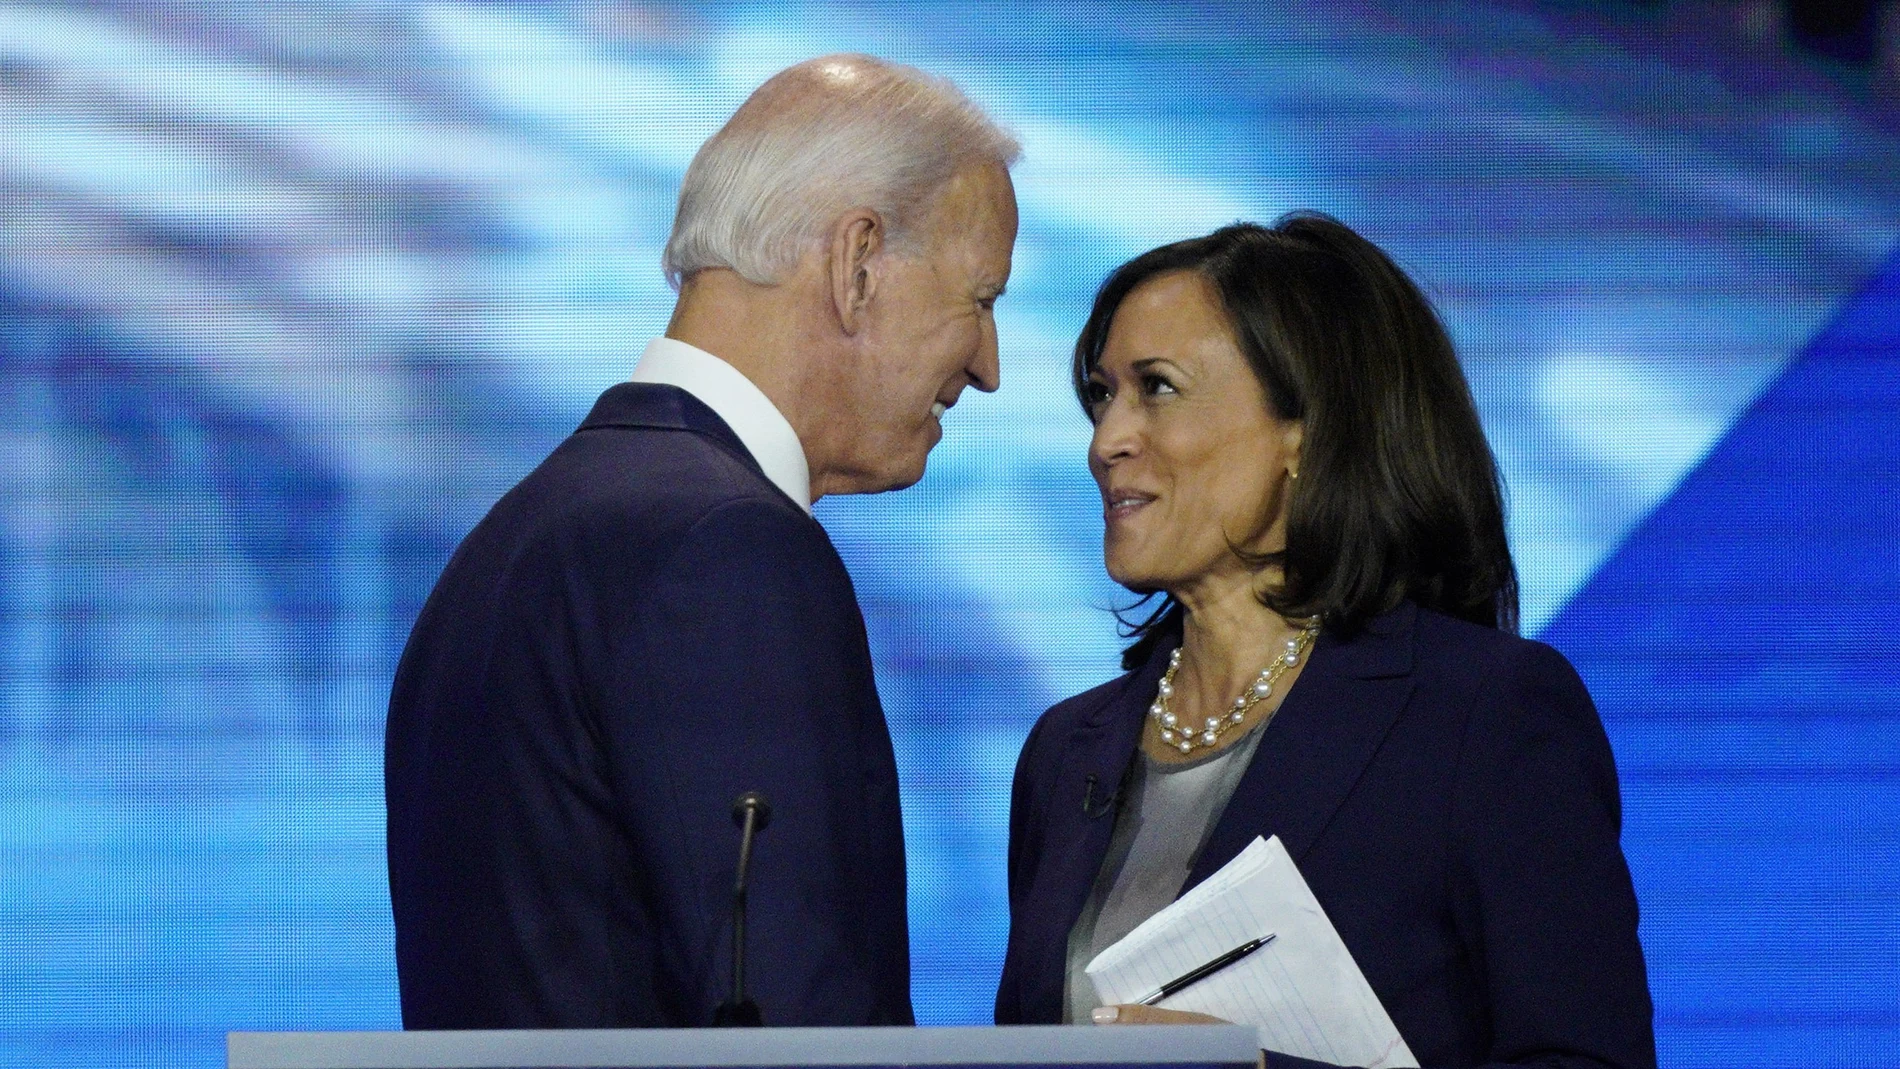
[2,3,1897,1067]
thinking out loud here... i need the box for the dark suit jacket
[386,382,913,1028]
[996,602,1655,1069]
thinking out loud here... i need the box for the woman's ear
[829,208,884,335]
[1284,421,1305,480]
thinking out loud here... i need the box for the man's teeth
[930,402,947,419]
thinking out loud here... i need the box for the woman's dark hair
[1076,213,1519,669]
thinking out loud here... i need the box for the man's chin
[877,456,930,494]
[877,433,935,492]
[828,453,929,496]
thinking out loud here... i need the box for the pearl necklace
[1149,623,1321,755]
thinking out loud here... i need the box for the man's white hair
[663,55,1021,289]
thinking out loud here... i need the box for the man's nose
[968,328,1001,393]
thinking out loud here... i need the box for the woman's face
[1085,270,1302,599]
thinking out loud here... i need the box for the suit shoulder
[1409,607,1608,781]
[1009,667,1142,822]
[1035,668,1144,740]
[661,495,837,575]
[514,424,809,542]
[435,427,818,617]
[575,423,798,508]
[1410,605,1582,689]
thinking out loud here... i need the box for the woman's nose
[1090,399,1140,467]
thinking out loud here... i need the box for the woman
[994,215,1655,1069]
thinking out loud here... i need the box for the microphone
[713,791,771,1026]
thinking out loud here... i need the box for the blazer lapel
[1019,640,1173,1019]
[1183,602,1419,892]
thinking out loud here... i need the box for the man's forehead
[903,163,1015,282]
[926,162,1013,219]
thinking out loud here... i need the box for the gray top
[1063,722,1270,1023]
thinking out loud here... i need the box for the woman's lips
[1104,492,1155,521]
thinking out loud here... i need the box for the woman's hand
[1090,1004,1230,1025]
[1092,1006,1266,1069]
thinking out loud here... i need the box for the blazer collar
[628,339,813,513]
[577,381,773,483]
[1183,600,1419,891]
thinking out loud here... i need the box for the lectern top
[227,1024,1260,1069]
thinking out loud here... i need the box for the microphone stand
[713,791,770,1026]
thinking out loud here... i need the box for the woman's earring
[1289,468,1299,480]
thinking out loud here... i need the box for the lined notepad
[1085,835,1418,1068]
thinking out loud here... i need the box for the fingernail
[1091,1006,1120,1024]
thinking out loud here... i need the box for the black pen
[1135,934,1276,1006]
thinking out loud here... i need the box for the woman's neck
[1171,571,1309,723]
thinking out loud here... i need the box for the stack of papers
[1085,835,1418,1068]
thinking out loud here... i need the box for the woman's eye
[1083,380,1112,405]
[1141,373,1177,396]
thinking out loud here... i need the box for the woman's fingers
[1090,1004,1230,1025]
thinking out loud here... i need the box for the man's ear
[829,209,884,335]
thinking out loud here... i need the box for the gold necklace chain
[1149,623,1321,755]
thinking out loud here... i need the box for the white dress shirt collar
[629,337,812,513]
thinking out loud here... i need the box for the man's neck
[666,270,841,499]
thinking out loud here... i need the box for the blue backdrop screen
[2,3,1897,1067]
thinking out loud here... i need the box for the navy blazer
[386,383,912,1028]
[996,603,1655,1069]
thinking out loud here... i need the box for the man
[385,55,1019,1028]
